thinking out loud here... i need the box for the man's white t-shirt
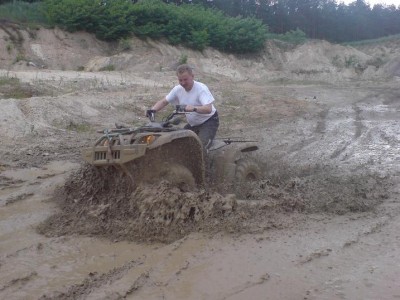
[166,81,216,126]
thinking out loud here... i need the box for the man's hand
[175,105,187,112]
[146,109,156,121]
[146,109,156,117]
[180,105,198,112]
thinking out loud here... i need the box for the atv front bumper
[82,144,148,166]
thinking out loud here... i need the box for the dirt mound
[2,22,399,83]
[0,21,110,71]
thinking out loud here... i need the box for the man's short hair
[176,64,193,75]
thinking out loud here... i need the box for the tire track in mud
[82,238,206,299]
[0,176,28,206]
[303,197,400,300]
[0,170,58,207]
[274,103,360,162]
[295,186,400,267]
[382,89,400,105]
[219,273,271,300]
[329,103,366,160]
[352,103,366,140]
[341,196,400,249]
[39,259,145,299]
[0,271,38,293]
[276,108,326,158]
[273,91,398,167]
[335,96,399,169]
[38,239,203,299]
[315,108,329,134]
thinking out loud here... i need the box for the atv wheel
[235,158,261,182]
[234,158,261,199]
[159,163,196,191]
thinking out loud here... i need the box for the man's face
[178,71,194,91]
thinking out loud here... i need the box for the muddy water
[0,162,160,299]
[1,165,399,299]
[0,161,217,299]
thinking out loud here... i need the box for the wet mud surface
[1,75,399,299]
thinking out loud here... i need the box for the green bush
[41,0,268,53]
[44,0,135,40]
[44,0,103,32]
[224,17,267,53]
[0,1,47,25]
[131,0,267,53]
[94,0,136,40]
[131,0,170,38]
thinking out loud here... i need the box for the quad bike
[82,106,261,191]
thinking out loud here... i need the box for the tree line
[159,0,400,43]
[1,0,399,47]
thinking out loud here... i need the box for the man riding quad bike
[82,106,261,193]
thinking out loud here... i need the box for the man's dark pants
[184,111,219,149]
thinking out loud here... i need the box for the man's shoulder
[170,84,184,94]
[172,84,184,90]
[194,81,209,90]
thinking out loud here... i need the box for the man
[149,64,219,149]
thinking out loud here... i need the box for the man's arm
[152,98,169,111]
[185,103,212,114]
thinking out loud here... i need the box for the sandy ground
[0,27,400,299]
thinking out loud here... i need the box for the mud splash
[37,164,238,243]
[38,162,392,243]
[238,170,391,214]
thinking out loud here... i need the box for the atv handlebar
[175,105,187,113]
[96,106,186,135]
[146,105,187,126]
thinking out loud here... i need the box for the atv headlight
[100,138,109,146]
[138,135,157,145]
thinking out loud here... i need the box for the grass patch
[6,43,13,53]
[0,76,19,86]
[0,75,43,99]
[14,52,25,63]
[118,38,131,51]
[344,55,359,68]
[178,54,188,65]
[66,121,91,132]
[99,65,116,71]
[5,89,31,99]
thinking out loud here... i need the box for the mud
[38,164,237,243]
[37,161,393,244]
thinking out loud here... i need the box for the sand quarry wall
[1,22,399,82]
